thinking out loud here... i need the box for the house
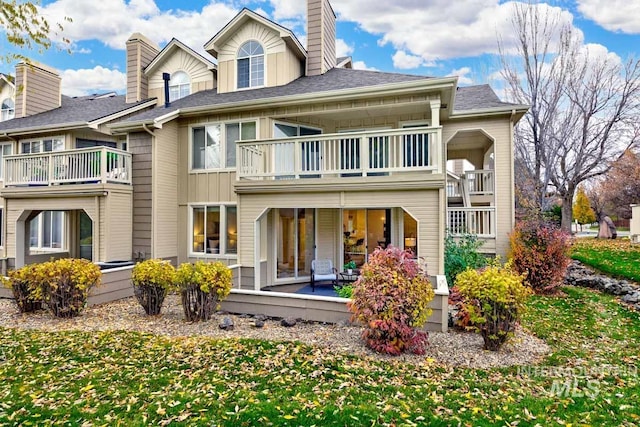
[0,0,528,330]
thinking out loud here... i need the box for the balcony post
[100,147,108,184]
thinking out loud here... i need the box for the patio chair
[311,259,338,292]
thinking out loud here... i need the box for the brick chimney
[126,33,160,103]
[14,62,61,118]
[306,0,337,76]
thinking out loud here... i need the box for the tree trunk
[561,191,574,233]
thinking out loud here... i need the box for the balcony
[3,147,132,187]
[237,127,442,181]
[447,207,496,238]
[446,170,494,198]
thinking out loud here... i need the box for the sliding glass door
[343,208,391,268]
[276,208,315,280]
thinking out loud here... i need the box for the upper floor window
[169,71,190,102]
[1,98,14,121]
[21,137,64,153]
[237,41,264,89]
[192,121,256,170]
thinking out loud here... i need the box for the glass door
[343,208,391,268]
[277,208,315,280]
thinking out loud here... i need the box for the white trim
[188,119,259,172]
[19,135,65,153]
[235,39,266,91]
[400,120,431,128]
[88,99,157,129]
[188,203,238,258]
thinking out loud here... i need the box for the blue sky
[1,0,638,96]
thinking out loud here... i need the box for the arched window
[237,41,264,89]
[1,98,14,121]
[169,71,190,102]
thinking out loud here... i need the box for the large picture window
[29,211,65,250]
[21,137,64,153]
[191,204,237,256]
[192,121,256,170]
[237,41,264,89]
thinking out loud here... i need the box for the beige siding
[631,205,640,243]
[307,0,336,76]
[14,63,61,118]
[105,190,133,261]
[153,122,178,259]
[316,209,337,262]
[129,132,153,257]
[443,116,514,257]
[126,34,159,103]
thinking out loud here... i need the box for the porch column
[430,99,441,128]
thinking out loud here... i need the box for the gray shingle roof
[0,94,153,132]
[121,68,430,123]
[454,84,525,111]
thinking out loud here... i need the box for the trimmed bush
[175,261,232,322]
[348,246,434,355]
[455,261,530,351]
[35,258,102,318]
[132,259,176,315]
[509,219,571,293]
[444,233,486,288]
[2,264,43,313]
[334,283,354,299]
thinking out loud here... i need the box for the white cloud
[336,38,354,58]
[60,66,126,96]
[39,0,239,55]
[450,67,473,85]
[392,51,424,69]
[576,0,640,34]
[268,0,306,21]
[352,60,378,71]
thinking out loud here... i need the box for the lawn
[571,238,640,283]
[1,286,639,426]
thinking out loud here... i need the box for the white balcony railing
[447,207,495,237]
[446,170,494,197]
[237,127,441,180]
[3,147,132,187]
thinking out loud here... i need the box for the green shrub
[334,283,353,298]
[509,219,571,293]
[131,259,176,315]
[348,246,434,355]
[455,260,531,351]
[444,233,486,288]
[175,261,232,322]
[29,258,102,318]
[2,264,43,313]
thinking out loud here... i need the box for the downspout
[509,109,516,231]
[141,123,155,259]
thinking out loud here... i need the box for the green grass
[1,286,640,426]
[571,238,640,283]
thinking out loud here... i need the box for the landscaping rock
[253,319,265,328]
[566,261,640,309]
[281,317,297,327]
[254,314,267,322]
[219,316,234,330]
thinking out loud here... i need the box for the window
[273,122,322,177]
[169,71,190,102]
[191,121,256,170]
[0,143,12,179]
[191,205,237,256]
[29,211,65,250]
[237,41,264,89]
[21,137,64,153]
[1,98,14,121]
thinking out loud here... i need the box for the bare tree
[500,1,640,231]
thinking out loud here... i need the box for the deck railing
[237,127,441,180]
[446,170,494,197]
[447,207,496,237]
[3,147,132,187]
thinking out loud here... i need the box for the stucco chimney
[306,0,337,76]
[14,62,61,118]
[126,33,160,103]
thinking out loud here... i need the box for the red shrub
[348,246,434,355]
[509,219,571,293]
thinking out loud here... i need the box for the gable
[217,21,286,63]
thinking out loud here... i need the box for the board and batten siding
[238,189,443,275]
[153,122,178,259]
[443,116,514,257]
[216,21,302,93]
[104,189,133,261]
[129,132,153,258]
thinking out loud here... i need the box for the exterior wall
[216,21,303,93]
[126,34,160,103]
[104,189,133,261]
[238,189,442,275]
[14,63,61,118]
[147,48,216,106]
[307,0,336,76]
[88,266,135,305]
[631,205,640,243]
[153,122,178,259]
[443,116,514,257]
[129,132,153,258]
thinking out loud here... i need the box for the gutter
[450,105,529,120]
[88,99,158,129]
[0,121,87,136]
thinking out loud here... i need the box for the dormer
[144,38,217,106]
[204,8,307,94]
